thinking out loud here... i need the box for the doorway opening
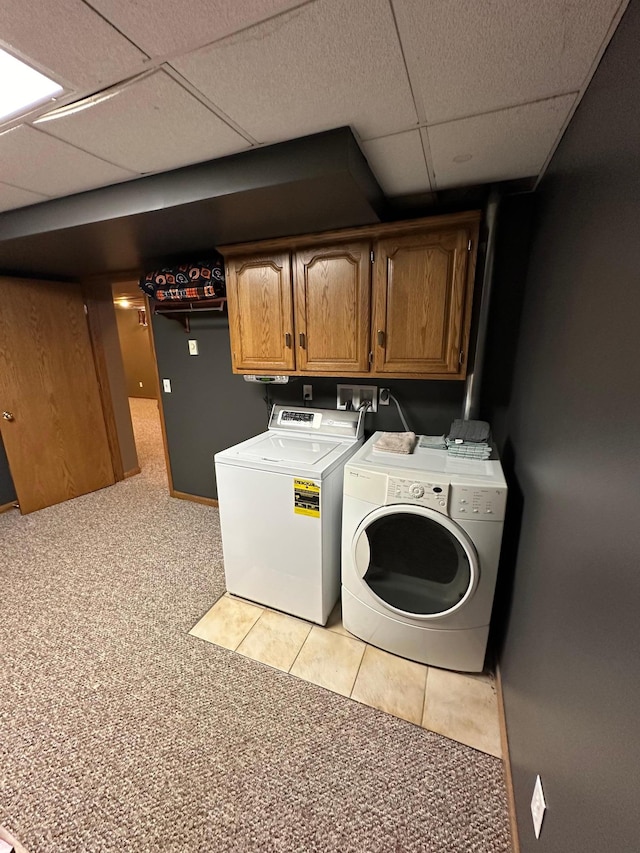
[111,280,167,484]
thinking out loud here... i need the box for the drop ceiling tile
[0,0,146,91]
[172,0,418,143]
[428,94,576,189]
[89,0,308,58]
[35,71,249,174]
[393,0,622,124]
[361,131,431,196]
[0,126,136,197]
[0,182,49,213]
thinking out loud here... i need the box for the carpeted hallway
[0,398,512,852]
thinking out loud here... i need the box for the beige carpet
[0,398,512,852]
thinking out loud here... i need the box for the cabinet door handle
[285,332,292,348]
[377,330,385,347]
[299,332,306,349]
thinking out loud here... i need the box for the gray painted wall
[0,437,16,504]
[151,311,465,500]
[483,2,640,850]
[115,307,157,399]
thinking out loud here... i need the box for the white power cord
[387,392,411,431]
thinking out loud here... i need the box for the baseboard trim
[170,489,218,507]
[0,501,18,514]
[496,664,520,853]
[124,467,141,479]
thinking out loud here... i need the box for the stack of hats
[445,419,492,459]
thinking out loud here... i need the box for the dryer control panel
[386,477,450,513]
[449,485,507,521]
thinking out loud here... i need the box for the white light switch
[163,379,171,393]
[188,339,199,356]
[531,774,546,839]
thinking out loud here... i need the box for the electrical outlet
[379,387,390,405]
[162,379,171,393]
[531,775,546,839]
[188,339,199,356]
[303,384,313,401]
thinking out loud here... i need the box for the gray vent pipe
[462,187,501,421]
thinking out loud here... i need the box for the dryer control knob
[439,500,446,507]
[409,483,425,498]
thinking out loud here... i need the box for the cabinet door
[294,241,371,374]
[373,228,472,376]
[227,253,295,372]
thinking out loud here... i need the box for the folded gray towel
[418,434,447,450]
[447,419,491,443]
[372,431,417,454]
[446,444,492,460]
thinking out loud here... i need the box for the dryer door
[352,506,479,620]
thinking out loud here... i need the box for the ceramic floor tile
[350,645,428,725]
[325,600,358,638]
[190,594,264,651]
[290,625,366,697]
[236,609,313,671]
[422,666,502,757]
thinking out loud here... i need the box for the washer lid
[215,430,362,477]
[239,434,341,465]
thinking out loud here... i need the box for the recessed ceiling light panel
[0,48,63,122]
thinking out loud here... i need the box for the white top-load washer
[341,433,508,672]
[215,405,364,625]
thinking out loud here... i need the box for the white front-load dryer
[341,433,508,672]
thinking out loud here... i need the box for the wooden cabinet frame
[221,211,480,380]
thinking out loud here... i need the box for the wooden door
[294,241,371,374]
[0,277,115,514]
[226,253,295,372]
[373,228,472,376]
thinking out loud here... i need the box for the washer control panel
[386,477,449,512]
[450,485,507,521]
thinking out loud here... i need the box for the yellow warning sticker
[294,478,320,518]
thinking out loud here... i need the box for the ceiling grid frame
[0,0,633,207]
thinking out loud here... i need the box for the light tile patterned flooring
[191,594,502,758]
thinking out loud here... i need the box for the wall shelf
[152,298,227,332]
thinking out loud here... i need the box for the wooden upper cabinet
[294,241,371,373]
[226,252,295,372]
[221,211,480,379]
[373,227,472,376]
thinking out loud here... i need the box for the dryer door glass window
[361,512,472,616]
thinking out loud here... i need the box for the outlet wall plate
[337,384,377,412]
[531,774,546,839]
